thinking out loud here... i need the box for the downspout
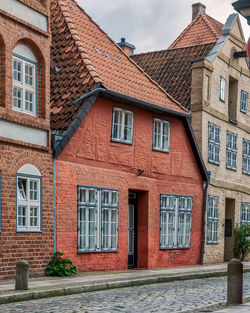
[201,171,211,264]
[53,158,56,253]
[74,87,106,106]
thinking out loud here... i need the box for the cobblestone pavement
[1,273,250,313]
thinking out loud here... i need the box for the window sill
[152,148,169,154]
[78,249,118,254]
[226,166,237,172]
[240,110,247,114]
[110,138,133,145]
[208,160,220,166]
[160,247,190,250]
[242,171,250,176]
[16,230,42,233]
[207,242,218,245]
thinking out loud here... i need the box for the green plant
[45,252,78,276]
[233,223,250,261]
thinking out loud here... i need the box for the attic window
[104,51,110,59]
[93,46,100,55]
[68,2,74,9]
[114,56,120,63]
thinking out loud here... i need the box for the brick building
[0,0,54,279]
[50,0,207,271]
[132,3,250,263]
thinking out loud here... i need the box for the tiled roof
[50,0,187,130]
[132,43,215,110]
[132,13,223,110]
[169,13,223,49]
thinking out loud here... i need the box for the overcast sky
[77,0,250,54]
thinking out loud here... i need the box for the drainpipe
[53,158,56,253]
[201,171,211,265]
[74,87,106,106]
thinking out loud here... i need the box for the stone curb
[0,268,250,305]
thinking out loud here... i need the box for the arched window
[13,45,37,116]
[17,164,42,232]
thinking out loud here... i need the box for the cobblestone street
[1,273,250,313]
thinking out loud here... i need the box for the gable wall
[56,97,205,271]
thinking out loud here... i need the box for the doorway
[224,198,235,261]
[128,192,138,268]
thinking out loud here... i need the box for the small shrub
[233,223,250,261]
[45,252,78,276]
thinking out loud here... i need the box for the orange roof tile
[169,13,223,49]
[50,0,187,130]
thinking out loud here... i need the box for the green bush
[45,252,78,276]
[233,223,250,261]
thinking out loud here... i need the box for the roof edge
[57,0,102,84]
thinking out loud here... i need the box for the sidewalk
[213,303,250,312]
[0,262,250,308]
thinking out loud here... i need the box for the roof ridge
[57,0,102,84]
[74,0,187,112]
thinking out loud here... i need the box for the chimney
[192,3,206,21]
[117,38,136,56]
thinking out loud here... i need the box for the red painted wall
[56,97,204,271]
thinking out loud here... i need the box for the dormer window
[13,45,37,116]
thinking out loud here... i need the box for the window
[111,107,133,144]
[207,196,219,244]
[240,90,248,113]
[226,131,237,170]
[17,175,41,232]
[78,186,118,252]
[243,139,250,175]
[241,202,250,224]
[13,45,37,115]
[153,118,170,152]
[220,77,226,102]
[208,123,220,164]
[160,194,193,249]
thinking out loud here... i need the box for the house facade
[132,3,250,263]
[51,0,207,271]
[0,0,54,279]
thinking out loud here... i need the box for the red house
[51,0,208,271]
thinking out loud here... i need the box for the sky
[77,0,250,54]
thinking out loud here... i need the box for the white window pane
[18,178,27,200]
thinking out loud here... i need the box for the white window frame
[153,118,170,152]
[241,202,250,225]
[226,131,237,170]
[220,76,226,102]
[207,195,219,244]
[78,186,118,252]
[13,53,37,116]
[208,123,220,165]
[240,90,248,113]
[243,139,250,175]
[160,194,193,249]
[16,174,41,232]
[111,107,133,144]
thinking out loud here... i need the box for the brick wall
[0,2,54,279]
[56,97,205,271]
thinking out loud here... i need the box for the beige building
[132,3,250,263]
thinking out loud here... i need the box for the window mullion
[121,111,125,140]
